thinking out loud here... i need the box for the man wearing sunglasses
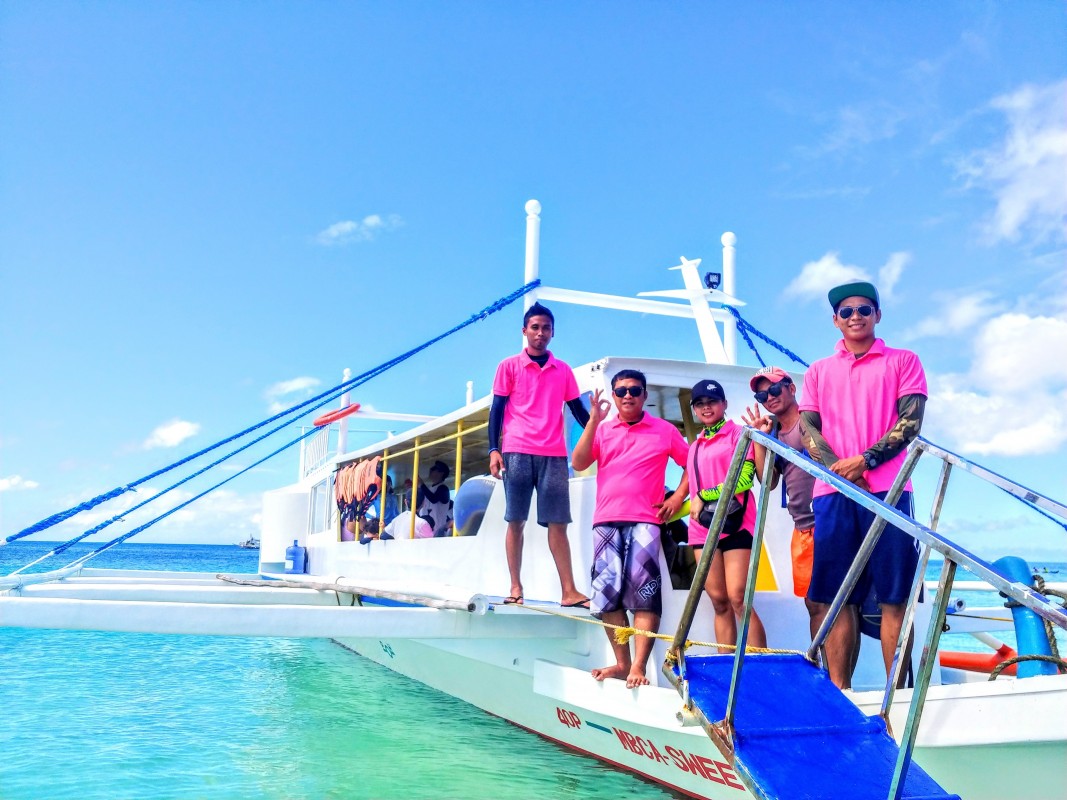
[799,281,927,689]
[741,367,817,625]
[571,370,689,688]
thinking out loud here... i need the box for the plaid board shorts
[590,522,663,617]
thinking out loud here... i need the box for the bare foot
[626,668,650,689]
[591,664,628,682]
[510,584,523,603]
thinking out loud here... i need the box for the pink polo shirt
[492,349,580,457]
[686,419,757,547]
[800,338,927,498]
[590,413,689,526]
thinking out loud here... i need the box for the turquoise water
[0,543,678,800]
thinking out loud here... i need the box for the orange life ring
[313,403,361,428]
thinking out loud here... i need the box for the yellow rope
[509,601,804,656]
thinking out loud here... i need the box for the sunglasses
[754,379,791,404]
[613,386,644,398]
[836,304,876,320]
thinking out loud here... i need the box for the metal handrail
[663,427,1067,800]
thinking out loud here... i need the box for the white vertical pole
[721,232,738,365]
[466,380,474,405]
[337,367,352,455]
[524,199,541,312]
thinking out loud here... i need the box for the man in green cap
[798,281,927,689]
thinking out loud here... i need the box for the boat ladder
[663,433,1067,800]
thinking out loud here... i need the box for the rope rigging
[724,305,810,368]
[4,280,539,557]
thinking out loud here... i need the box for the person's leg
[809,600,858,689]
[505,520,526,602]
[591,609,632,681]
[702,549,735,650]
[537,456,587,606]
[628,610,661,688]
[547,523,587,605]
[808,493,864,689]
[870,491,920,685]
[879,602,908,684]
[723,547,766,649]
[502,453,534,602]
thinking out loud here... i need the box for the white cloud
[315,213,403,246]
[957,80,1067,246]
[782,251,910,305]
[143,419,200,450]
[803,102,908,157]
[266,375,321,414]
[904,291,1005,340]
[0,475,39,492]
[924,307,1067,455]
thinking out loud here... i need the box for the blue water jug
[285,539,307,574]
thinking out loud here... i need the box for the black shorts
[716,528,754,553]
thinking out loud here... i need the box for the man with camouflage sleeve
[799,281,927,689]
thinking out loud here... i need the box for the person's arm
[421,483,450,504]
[859,394,926,470]
[488,394,507,478]
[570,389,608,471]
[799,410,839,469]
[822,394,926,483]
[566,397,590,428]
[657,471,689,523]
[698,459,757,502]
[741,404,781,490]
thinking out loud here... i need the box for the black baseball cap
[690,380,726,404]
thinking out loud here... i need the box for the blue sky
[1,2,1064,561]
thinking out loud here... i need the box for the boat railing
[300,425,334,478]
[665,428,1067,800]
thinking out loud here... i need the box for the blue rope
[996,484,1067,533]
[5,280,539,546]
[63,428,321,570]
[724,305,810,368]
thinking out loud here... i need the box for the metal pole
[453,420,463,536]
[723,442,777,737]
[882,459,953,720]
[808,444,924,661]
[721,233,737,365]
[887,558,957,800]
[410,438,421,540]
[524,199,541,313]
[668,432,751,658]
[338,367,352,455]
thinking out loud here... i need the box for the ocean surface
[0,542,680,800]
[1,543,1064,799]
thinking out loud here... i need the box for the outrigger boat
[2,201,1065,799]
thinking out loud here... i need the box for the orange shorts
[791,527,815,598]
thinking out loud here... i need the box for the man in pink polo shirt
[488,302,591,608]
[571,369,689,688]
[800,281,927,689]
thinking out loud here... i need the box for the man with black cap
[416,460,453,537]
[799,281,927,689]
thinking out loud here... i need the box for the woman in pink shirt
[687,379,767,651]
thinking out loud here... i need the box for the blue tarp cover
[681,653,960,800]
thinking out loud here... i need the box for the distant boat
[236,536,260,550]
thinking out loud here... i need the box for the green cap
[828,281,879,310]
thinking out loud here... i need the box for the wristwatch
[862,451,879,471]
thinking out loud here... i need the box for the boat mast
[521,199,742,366]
